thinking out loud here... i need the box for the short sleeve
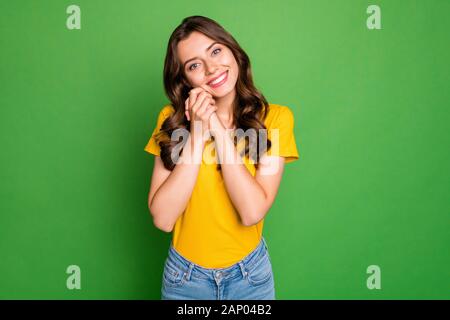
[267,106,300,163]
[144,105,174,156]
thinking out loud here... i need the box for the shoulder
[264,103,295,128]
[155,104,175,125]
[158,104,175,118]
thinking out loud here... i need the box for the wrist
[209,113,226,137]
[191,133,205,148]
[202,129,212,143]
[185,134,204,165]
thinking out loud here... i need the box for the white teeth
[209,71,227,85]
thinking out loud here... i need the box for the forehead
[177,31,215,62]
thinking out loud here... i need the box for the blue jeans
[161,237,275,300]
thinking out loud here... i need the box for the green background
[0,0,448,299]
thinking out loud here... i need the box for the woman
[144,15,299,300]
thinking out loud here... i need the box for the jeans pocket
[246,251,273,287]
[162,259,186,288]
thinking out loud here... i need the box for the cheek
[232,59,239,76]
[224,54,238,75]
[229,58,239,82]
[185,73,203,87]
[224,52,237,67]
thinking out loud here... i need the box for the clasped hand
[185,85,223,141]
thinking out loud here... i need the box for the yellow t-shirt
[144,103,300,268]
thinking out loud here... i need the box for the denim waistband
[166,237,269,281]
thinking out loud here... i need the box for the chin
[212,87,235,98]
[211,79,238,98]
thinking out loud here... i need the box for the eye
[212,48,221,55]
[188,63,200,71]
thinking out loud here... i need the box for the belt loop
[262,236,268,250]
[186,262,194,281]
[238,261,248,279]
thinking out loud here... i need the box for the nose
[205,60,218,76]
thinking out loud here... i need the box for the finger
[196,96,213,116]
[185,98,190,121]
[189,90,198,109]
[200,84,214,96]
[204,105,218,119]
[190,87,211,100]
[190,91,204,110]
[197,99,211,119]
[189,87,206,107]
[205,102,217,118]
[190,87,205,95]
[206,104,218,114]
[192,91,210,112]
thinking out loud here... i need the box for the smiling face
[177,31,239,98]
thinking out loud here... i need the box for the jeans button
[216,271,222,279]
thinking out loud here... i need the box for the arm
[148,89,216,232]
[209,114,286,226]
[148,133,205,232]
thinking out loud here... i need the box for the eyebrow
[183,41,219,68]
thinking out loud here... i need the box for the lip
[207,70,228,88]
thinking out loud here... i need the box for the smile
[207,70,228,88]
